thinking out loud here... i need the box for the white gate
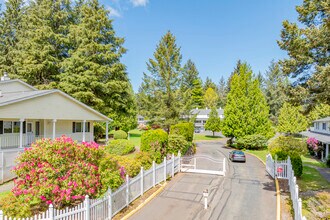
[180,155,226,176]
[266,154,290,179]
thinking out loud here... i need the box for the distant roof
[300,131,330,144]
[313,117,330,122]
[191,108,224,115]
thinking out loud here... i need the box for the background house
[301,117,330,161]
[191,108,224,133]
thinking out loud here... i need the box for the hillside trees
[137,31,182,130]
[222,62,273,139]
[204,107,221,136]
[278,0,330,106]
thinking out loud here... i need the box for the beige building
[0,75,111,149]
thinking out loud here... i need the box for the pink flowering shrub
[306,137,319,152]
[6,136,123,216]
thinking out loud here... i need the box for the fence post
[223,158,226,176]
[0,210,3,220]
[274,154,278,178]
[171,153,175,178]
[298,198,302,220]
[152,161,156,187]
[108,189,112,219]
[178,151,181,172]
[126,174,130,207]
[85,195,90,220]
[140,167,144,197]
[49,204,55,220]
[164,157,167,182]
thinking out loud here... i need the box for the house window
[316,123,319,129]
[322,123,326,130]
[72,122,90,133]
[195,120,201,124]
[3,121,21,133]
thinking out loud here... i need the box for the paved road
[130,140,276,220]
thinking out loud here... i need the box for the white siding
[0,81,35,93]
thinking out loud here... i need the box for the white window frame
[74,122,89,133]
[3,121,20,134]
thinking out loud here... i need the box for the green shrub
[112,155,141,177]
[93,122,105,141]
[326,155,330,168]
[167,134,189,155]
[235,134,268,150]
[134,151,153,170]
[290,153,303,177]
[268,135,307,156]
[98,154,125,191]
[141,129,168,162]
[113,130,128,139]
[0,192,33,218]
[106,139,135,155]
[170,122,194,142]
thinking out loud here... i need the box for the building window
[3,121,21,133]
[322,123,326,130]
[195,120,201,124]
[72,122,90,133]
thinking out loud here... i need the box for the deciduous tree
[204,87,218,109]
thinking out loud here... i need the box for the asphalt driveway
[129,140,276,220]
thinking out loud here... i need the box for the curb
[121,182,168,220]
[244,152,281,220]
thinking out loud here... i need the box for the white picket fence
[266,154,306,220]
[0,154,181,220]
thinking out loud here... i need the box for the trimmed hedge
[234,134,268,150]
[113,130,128,140]
[141,129,168,162]
[106,139,135,155]
[170,122,194,142]
[167,134,189,155]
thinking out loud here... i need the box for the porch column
[52,119,57,140]
[326,144,329,160]
[105,121,109,143]
[82,120,86,142]
[19,118,25,148]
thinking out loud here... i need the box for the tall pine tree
[137,31,182,130]
[217,76,227,108]
[59,0,136,131]
[222,62,274,139]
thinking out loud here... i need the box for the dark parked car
[229,150,246,162]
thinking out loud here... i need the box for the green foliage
[203,77,217,92]
[217,76,227,108]
[268,135,308,156]
[327,155,330,168]
[290,153,303,177]
[277,102,308,134]
[191,78,205,109]
[93,122,106,141]
[308,103,330,125]
[204,87,218,109]
[137,31,183,130]
[113,130,128,140]
[204,107,221,136]
[98,154,124,191]
[278,0,330,106]
[167,134,189,155]
[111,155,141,177]
[134,151,154,170]
[222,62,274,139]
[141,129,168,162]
[264,61,289,125]
[106,139,135,155]
[0,192,33,218]
[235,134,268,150]
[170,122,194,142]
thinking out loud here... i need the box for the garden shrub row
[141,129,168,162]
[105,139,135,155]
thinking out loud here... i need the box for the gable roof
[0,79,38,92]
[313,117,330,122]
[191,108,224,115]
[0,89,110,121]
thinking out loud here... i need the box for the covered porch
[301,131,330,161]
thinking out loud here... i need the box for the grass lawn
[301,154,327,168]
[244,149,268,163]
[128,129,144,148]
[297,166,330,192]
[193,134,224,141]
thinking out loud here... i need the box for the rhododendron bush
[8,136,123,215]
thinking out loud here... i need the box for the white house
[191,108,224,132]
[301,116,330,161]
[0,75,111,149]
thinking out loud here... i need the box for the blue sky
[103,0,302,91]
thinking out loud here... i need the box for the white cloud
[130,0,148,7]
[108,6,121,17]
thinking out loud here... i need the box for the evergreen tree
[191,78,204,109]
[204,107,221,136]
[204,87,218,109]
[264,61,289,125]
[59,0,136,131]
[278,0,330,106]
[226,59,242,92]
[222,62,273,139]
[308,103,330,124]
[138,31,182,130]
[277,102,308,134]
[203,76,217,91]
[12,0,73,86]
[217,76,227,108]
[0,0,25,76]
[180,59,201,117]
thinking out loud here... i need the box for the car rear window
[234,151,244,155]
